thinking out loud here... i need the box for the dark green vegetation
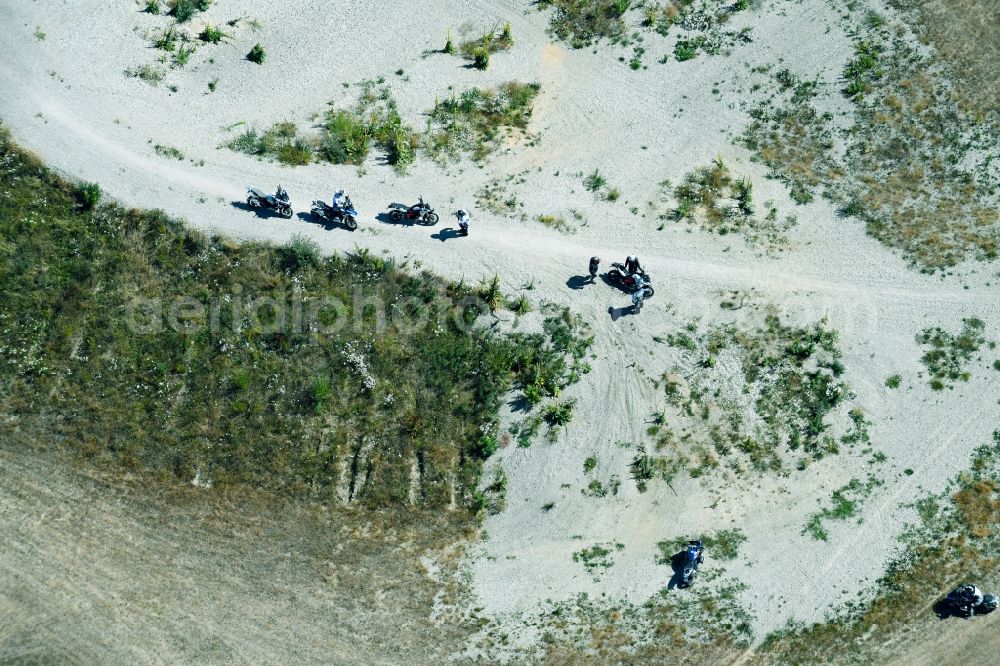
[657,528,747,562]
[246,43,265,64]
[573,541,624,574]
[458,22,514,70]
[663,158,795,250]
[917,318,989,390]
[646,309,865,478]
[228,121,313,166]
[537,0,754,66]
[426,82,541,162]
[0,126,586,513]
[743,15,999,270]
[229,82,417,170]
[229,80,539,168]
[802,475,882,541]
[168,0,210,23]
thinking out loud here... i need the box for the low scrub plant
[0,125,592,512]
[169,0,210,23]
[426,81,540,162]
[246,43,266,64]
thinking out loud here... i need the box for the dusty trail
[1,0,998,657]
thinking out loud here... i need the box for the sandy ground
[2,0,999,659]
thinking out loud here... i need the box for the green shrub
[169,0,210,23]
[144,0,161,14]
[247,43,266,64]
[199,24,228,44]
[674,39,697,61]
[472,47,490,70]
[77,182,101,209]
[320,110,370,165]
[583,169,606,192]
[884,374,901,389]
[125,64,166,85]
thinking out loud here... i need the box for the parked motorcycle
[247,185,292,219]
[677,540,704,589]
[387,197,439,225]
[607,262,655,298]
[944,584,998,618]
[311,197,358,231]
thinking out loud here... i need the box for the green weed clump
[0,124,589,512]
[169,0,210,23]
[458,22,514,69]
[426,81,540,162]
[199,24,229,44]
[319,82,417,172]
[246,43,266,64]
[228,122,312,166]
[536,0,631,48]
[916,318,988,390]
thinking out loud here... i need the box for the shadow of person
[566,275,591,290]
[432,227,462,242]
[609,304,639,321]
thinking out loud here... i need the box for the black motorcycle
[607,262,655,298]
[943,584,998,618]
[311,198,358,231]
[247,185,292,219]
[677,540,704,589]
[387,197,439,225]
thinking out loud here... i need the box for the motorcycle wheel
[424,212,439,225]
[345,216,358,231]
[644,286,655,298]
[247,196,258,208]
[281,207,292,219]
[390,210,402,221]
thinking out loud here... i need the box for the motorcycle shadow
[230,200,283,219]
[295,211,335,230]
[566,275,594,290]
[431,227,463,242]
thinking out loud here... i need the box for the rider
[588,256,601,281]
[457,209,471,234]
[332,188,347,209]
[624,255,643,276]
[687,540,704,564]
[275,185,288,201]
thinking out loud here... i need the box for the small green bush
[247,43,266,64]
[169,0,210,23]
[77,182,101,210]
[674,39,697,62]
[144,0,161,14]
[472,47,490,70]
[884,374,901,389]
[199,24,228,44]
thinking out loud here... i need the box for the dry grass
[890,0,1000,116]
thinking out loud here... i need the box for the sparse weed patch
[168,0,210,23]
[916,318,989,390]
[426,81,540,163]
[573,542,624,575]
[153,144,184,160]
[125,63,166,85]
[458,21,514,69]
[657,528,747,563]
[803,475,882,541]
[246,43,266,64]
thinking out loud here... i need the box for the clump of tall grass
[426,82,541,162]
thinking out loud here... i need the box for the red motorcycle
[607,262,655,297]
[386,197,439,225]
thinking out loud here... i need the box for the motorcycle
[631,275,654,313]
[311,198,358,231]
[677,540,704,589]
[944,584,998,618]
[247,185,292,219]
[607,262,655,298]
[387,198,439,225]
